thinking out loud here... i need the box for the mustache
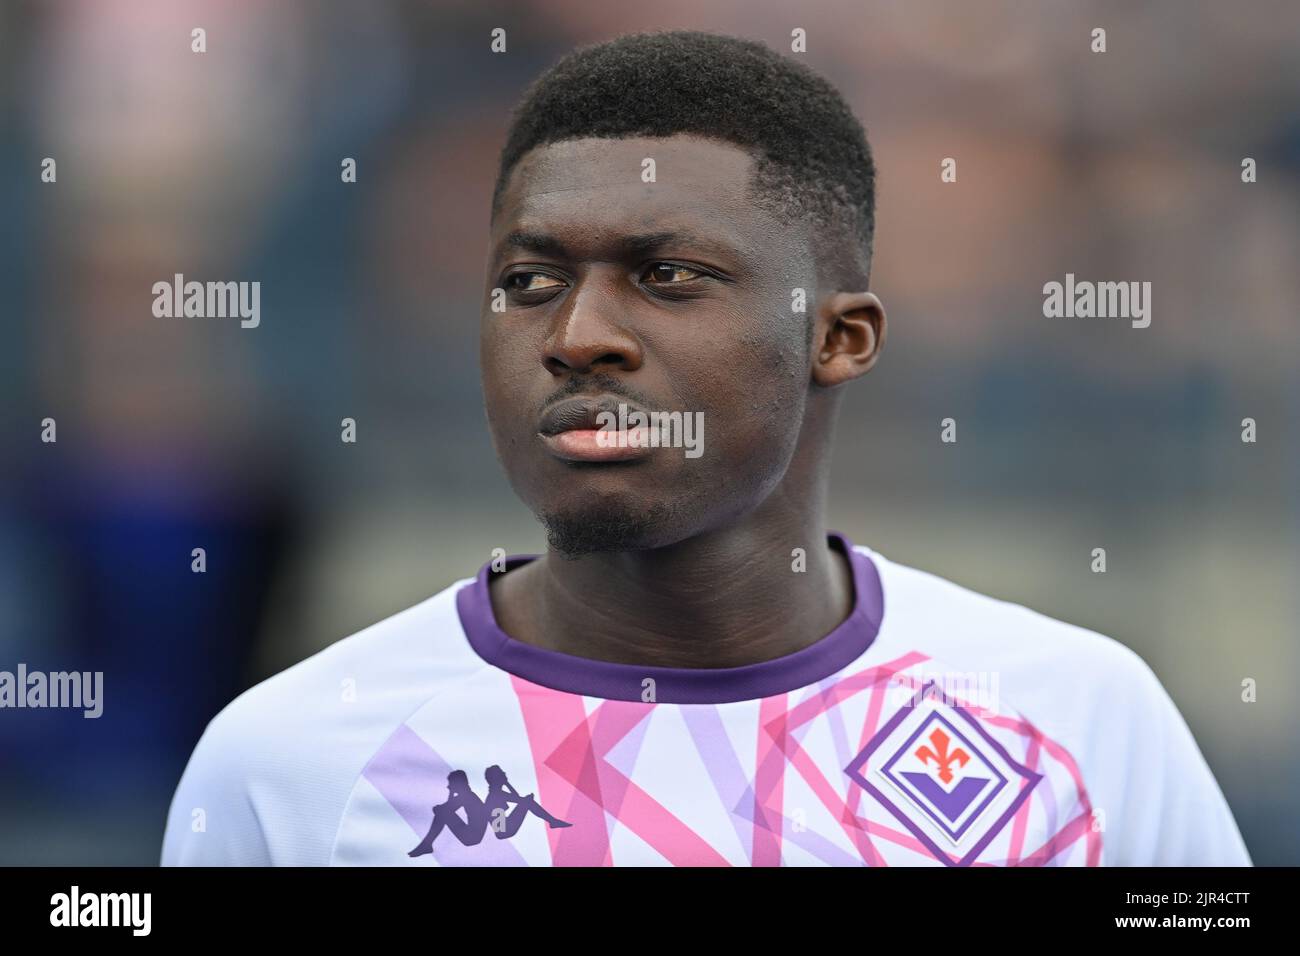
[539,373,656,416]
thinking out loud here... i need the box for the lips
[537,395,655,463]
[538,396,642,435]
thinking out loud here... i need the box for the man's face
[482,134,819,556]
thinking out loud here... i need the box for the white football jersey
[161,533,1250,866]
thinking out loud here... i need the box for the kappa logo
[845,681,1041,866]
[408,765,571,857]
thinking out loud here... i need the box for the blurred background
[0,0,1296,864]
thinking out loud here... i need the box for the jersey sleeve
[160,705,273,866]
[1104,651,1252,866]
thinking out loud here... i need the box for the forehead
[492,135,800,260]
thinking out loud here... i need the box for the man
[162,31,1250,866]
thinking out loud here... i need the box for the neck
[491,497,854,669]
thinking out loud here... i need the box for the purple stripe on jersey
[454,531,884,704]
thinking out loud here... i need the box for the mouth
[537,395,655,463]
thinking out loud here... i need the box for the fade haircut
[491,30,877,287]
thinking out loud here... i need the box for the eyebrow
[501,230,569,258]
[499,230,742,263]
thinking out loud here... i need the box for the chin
[538,497,686,558]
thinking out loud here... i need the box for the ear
[811,291,886,387]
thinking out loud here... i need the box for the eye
[506,271,565,292]
[643,262,704,284]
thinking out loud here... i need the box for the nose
[542,281,643,376]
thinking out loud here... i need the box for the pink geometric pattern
[362,651,1100,866]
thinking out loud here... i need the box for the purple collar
[454,530,883,702]
[455,531,884,704]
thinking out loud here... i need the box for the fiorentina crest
[845,680,1041,866]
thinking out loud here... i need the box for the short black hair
[492,31,877,286]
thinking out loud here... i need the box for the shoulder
[162,576,487,865]
[197,575,485,753]
[858,545,1250,865]
[860,545,1152,686]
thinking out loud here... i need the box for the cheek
[672,324,806,467]
[479,325,504,398]
[480,322,518,383]
[480,328,540,426]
